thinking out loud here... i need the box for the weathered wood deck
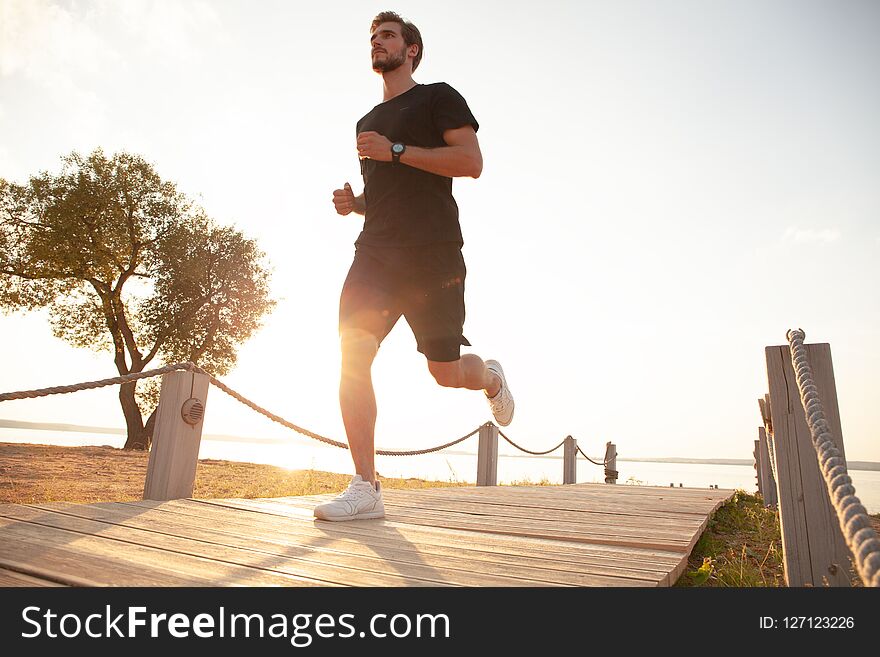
[0,483,733,587]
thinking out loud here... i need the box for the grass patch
[676,490,784,587]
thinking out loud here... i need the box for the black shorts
[339,243,471,362]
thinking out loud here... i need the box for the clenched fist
[333,182,355,215]
[356,131,393,162]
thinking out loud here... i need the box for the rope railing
[0,363,611,466]
[497,429,565,456]
[578,445,617,481]
[786,329,880,587]
[197,365,481,456]
[0,362,196,401]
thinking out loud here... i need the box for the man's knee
[427,359,462,388]
[340,329,379,368]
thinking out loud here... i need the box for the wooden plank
[378,489,711,520]
[388,483,733,505]
[218,501,681,584]
[200,497,695,552]
[196,486,730,550]
[0,567,65,587]
[376,489,711,523]
[0,513,340,587]
[0,479,730,588]
[351,497,702,535]
[229,493,713,537]
[0,505,567,587]
[0,506,446,587]
[117,499,686,571]
[37,501,672,584]
[318,484,732,513]
[214,494,699,540]
[26,503,650,587]
[0,519,234,586]
[766,343,851,586]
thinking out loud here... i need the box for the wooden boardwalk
[0,483,733,587]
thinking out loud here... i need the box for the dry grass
[676,490,785,587]
[0,442,468,504]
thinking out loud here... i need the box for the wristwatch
[391,142,406,164]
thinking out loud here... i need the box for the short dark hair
[371,11,423,72]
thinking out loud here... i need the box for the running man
[314,11,514,521]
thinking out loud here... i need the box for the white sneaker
[313,475,385,521]
[485,359,514,426]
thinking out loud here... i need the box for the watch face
[392,143,405,153]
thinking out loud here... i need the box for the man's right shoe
[485,359,515,426]
[313,475,385,521]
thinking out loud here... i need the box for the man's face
[370,22,410,73]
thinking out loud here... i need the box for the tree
[0,149,275,449]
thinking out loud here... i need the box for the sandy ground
[0,441,463,504]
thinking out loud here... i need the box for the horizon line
[2,418,879,469]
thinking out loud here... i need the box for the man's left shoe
[313,475,385,521]
[485,359,515,426]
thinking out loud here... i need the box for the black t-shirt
[355,82,479,247]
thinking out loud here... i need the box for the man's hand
[332,182,365,216]
[356,131,393,162]
[333,182,356,215]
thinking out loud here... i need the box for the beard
[372,45,408,73]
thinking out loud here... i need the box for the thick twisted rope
[495,428,613,483]
[0,363,196,401]
[497,429,565,456]
[0,362,479,456]
[455,426,618,482]
[1,365,613,461]
[576,444,607,466]
[786,329,880,587]
[189,365,480,456]
[577,444,617,481]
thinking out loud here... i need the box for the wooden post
[476,422,498,486]
[754,438,763,498]
[563,436,577,484]
[143,370,210,501]
[757,426,777,508]
[765,342,850,586]
[604,442,617,484]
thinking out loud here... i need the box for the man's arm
[352,193,366,215]
[356,125,483,178]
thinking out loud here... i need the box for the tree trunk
[120,381,147,449]
[139,407,159,451]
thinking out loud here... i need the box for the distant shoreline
[3,418,879,471]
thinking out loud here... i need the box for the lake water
[2,427,879,513]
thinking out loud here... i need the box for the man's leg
[408,244,514,424]
[427,356,501,396]
[339,328,380,484]
[427,356,515,426]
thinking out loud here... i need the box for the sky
[1,0,878,467]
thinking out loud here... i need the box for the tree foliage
[1,150,275,449]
